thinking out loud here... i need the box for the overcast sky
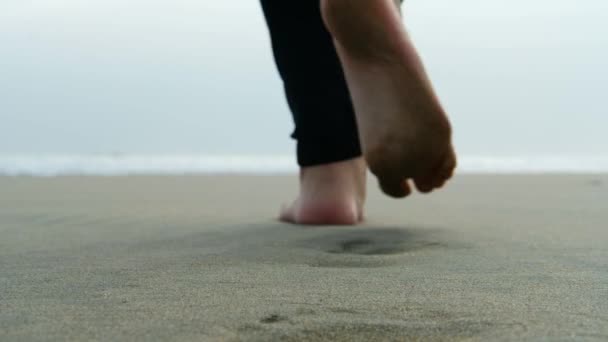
[1,0,606,156]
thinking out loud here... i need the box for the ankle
[300,158,366,198]
[279,158,367,225]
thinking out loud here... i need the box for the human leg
[260,0,367,224]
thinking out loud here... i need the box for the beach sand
[1,174,607,341]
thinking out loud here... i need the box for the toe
[378,176,410,198]
[436,151,457,182]
[415,150,457,193]
[426,149,457,190]
[433,177,447,189]
[414,176,435,193]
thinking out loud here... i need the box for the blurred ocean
[1,155,607,176]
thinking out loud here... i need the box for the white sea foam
[0,155,607,176]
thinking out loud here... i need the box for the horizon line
[1,154,607,176]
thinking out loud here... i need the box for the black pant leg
[260,0,362,167]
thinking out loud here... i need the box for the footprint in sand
[300,228,445,268]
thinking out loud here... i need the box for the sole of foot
[280,157,366,225]
[321,0,457,198]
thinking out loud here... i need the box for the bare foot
[280,157,366,225]
[321,0,457,198]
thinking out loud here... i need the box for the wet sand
[1,174,607,341]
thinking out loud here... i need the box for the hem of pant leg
[297,142,362,167]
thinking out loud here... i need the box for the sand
[0,174,607,341]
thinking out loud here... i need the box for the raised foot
[279,158,366,226]
[321,0,457,198]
